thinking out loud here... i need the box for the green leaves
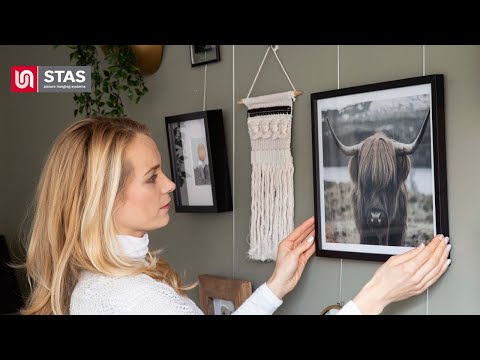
[58,45,149,118]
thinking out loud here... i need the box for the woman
[21,117,451,315]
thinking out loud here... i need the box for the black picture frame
[165,110,232,213]
[190,45,221,67]
[311,74,448,262]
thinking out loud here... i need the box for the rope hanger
[237,45,302,104]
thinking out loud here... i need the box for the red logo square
[11,66,38,92]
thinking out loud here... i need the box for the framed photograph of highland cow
[311,74,448,262]
[165,110,232,213]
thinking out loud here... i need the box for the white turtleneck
[115,233,150,260]
[70,233,361,315]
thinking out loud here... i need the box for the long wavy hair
[21,116,194,315]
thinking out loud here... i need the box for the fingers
[420,257,451,292]
[399,235,445,271]
[296,236,317,275]
[412,237,449,284]
[394,234,445,266]
[283,217,314,243]
[293,224,315,248]
[294,230,315,256]
[389,243,424,265]
[416,244,450,292]
[303,241,316,260]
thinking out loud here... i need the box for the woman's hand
[266,217,316,299]
[353,235,451,314]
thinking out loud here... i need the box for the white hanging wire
[232,45,236,278]
[271,47,297,91]
[203,64,208,111]
[423,45,426,77]
[337,45,344,306]
[339,259,343,305]
[337,45,340,91]
[246,45,296,99]
[422,44,429,315]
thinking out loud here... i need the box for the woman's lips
[161,203,170,210]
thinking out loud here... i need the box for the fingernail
[437,234,444,240]
[444,236,450,244]
[446,259,452,267]
[307,235,314,243]
[447,244,452,252]
[418,242,425,249]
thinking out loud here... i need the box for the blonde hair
[21,116,193,315]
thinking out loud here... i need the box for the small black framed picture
[165,110,232,213]
[311,74,448,262]
[190,45,221,67]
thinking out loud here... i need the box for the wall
[1,45,479,314]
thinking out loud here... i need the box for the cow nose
[368,208,386,227]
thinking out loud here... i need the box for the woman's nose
[162,176,176,194]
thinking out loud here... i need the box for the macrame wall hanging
[239,46,302,261]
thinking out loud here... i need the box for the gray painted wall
[1,45,479,314]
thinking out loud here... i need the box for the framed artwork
[190,45,221,67]
[311,74,448,262]
[165,110,232,213]
[198,274,252,315]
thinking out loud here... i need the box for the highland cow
[326,110,430,246]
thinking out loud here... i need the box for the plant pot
[131,45,164,75]
[100,45,164,75]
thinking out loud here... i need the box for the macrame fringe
[248,162,294,261]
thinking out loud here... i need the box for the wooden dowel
[237,90,303,105]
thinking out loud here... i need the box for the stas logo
[11,66,91,93]
[11,66,37,92]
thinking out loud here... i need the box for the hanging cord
[422,44,429,315]
[203,64,208,111]
[246,45,296,99]
[336,45,344,306]
[271,46,297,92]
[337,45,340,90]
[338,258,343,305]
[423,45,426,78]
[232,45,236,278]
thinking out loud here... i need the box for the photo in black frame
[311,75,448,262]
[165,110,232,213]
[190,45,221,67]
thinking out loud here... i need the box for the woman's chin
[158,214,170,228]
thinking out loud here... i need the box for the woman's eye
[148,174,158,183]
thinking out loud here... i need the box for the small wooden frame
[198,274,252,315]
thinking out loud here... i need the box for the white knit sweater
[69,233,361,315]
[70,234,283,315]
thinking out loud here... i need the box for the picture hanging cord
[423,44,429,315]
[232,45,236,278]
[203,64,208,111]
[337,45,344,306]
[246,45,297,99]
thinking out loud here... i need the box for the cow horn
[394,109,430,156]
[326,117,362,156]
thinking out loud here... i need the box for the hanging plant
[55,45,149,117]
